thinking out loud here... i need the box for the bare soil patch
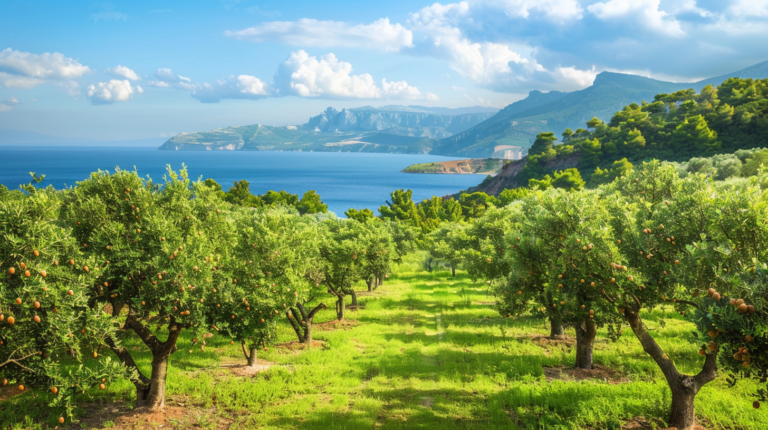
[619,416,709,430]
[76,398,231,429]
[529,334,577,348]
[277,339,327,351]
[543,364,627,384]
[315,319,358,331]
[219,358,276,377]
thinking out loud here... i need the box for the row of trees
[427,160,768,429]
[0,168,415,422]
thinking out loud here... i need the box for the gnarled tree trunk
[625,309,717,430]
[286,303,326,345]
[241,342,259,367]
[574,317,596,369]
[145,355,169,409]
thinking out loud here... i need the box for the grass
[3,253,768,429]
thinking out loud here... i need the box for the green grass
[3,253,768,429]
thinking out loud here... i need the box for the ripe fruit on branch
[7,267,14,275]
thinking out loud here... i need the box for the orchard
[1,160,768,429]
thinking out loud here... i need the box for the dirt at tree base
[619,416,709,430]
[75,398,232,429]
[0,385,25,402]
[219,358,276,376]
[315,319,359,330]
[543,363,627,384]
[278,339,327,350]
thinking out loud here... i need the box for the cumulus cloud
[192,75,272,103]
[274,50,425,100]
[410,3,538,86]
[107,65,140,81]
[147,68,196,90]
[587,0,685,37]
[486,0,584,23]
[0,48,90,90]
[5,97,20,104]
[225,18,413,52]
[86,79,140,104]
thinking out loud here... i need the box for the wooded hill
[435,60,768,158]
[471,77,768,195]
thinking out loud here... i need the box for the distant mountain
[159,106,497,152]
[0,130,166,147]
[434,60,768,157]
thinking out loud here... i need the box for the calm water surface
[0,146,482,215]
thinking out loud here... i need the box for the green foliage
[528,132,557,156]
[296,190,328,215]
[345,208,375,223]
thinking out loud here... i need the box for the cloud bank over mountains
[2,0,768,111]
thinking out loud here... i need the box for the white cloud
[86,79,140,104]
[451,85,467,91]
[552,65,598,89]
[147,68,197,90]
[107,65,140,81]
[192,75,272,103]
[486,0,584,23]
[587,0,685,37]
[225,18,413,52]
[5,97,20,104]
[274,50,425,100]
[410,4,536,85]
[726,0,768,18]
[0,104,11,112]
[0,48,91,89]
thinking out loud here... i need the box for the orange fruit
[8,267,15,275]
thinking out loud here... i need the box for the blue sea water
[0,146,483,215]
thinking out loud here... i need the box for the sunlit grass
[2,252,767,429]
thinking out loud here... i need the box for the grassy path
[3,263,768,429]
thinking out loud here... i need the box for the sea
[0,146,483,216]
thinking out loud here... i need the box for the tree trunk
[669,384,697,430]
[426,257,433,272]
[574,318,596,369]
[247,347,258,367]
[366,278,373,292]
[624,309,718,430]
[451,264,456,277]
[349,289,358,308]
[377,277,383,287]
[287,303,326,345]
[144,355,169,409]
[549,318,564,338]
[336,296,345,320]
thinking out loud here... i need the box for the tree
[379,189,419,224]
[357,221,395,293]
[61,167,231,409]
[670,114,720,156]
[317,220,366,320]
[550,168,586,191]
[224,180,262,207]
[528,132,557,156]
[221,208,317,363]
[384,220,419,263]
[345,208,375,223]
[427,223,466,277]
[296,190,327,215]
[0,188,128,422]
[586,117,604,129]
[261,190,299,208]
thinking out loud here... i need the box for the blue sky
[1,0,767,140]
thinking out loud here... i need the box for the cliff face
[473,153,580,195]
[159,106,496,152]
[402,158,504,175]
[304,107,494,139]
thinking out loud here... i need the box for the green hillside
[436,61,768,158]
[471,77,768,194]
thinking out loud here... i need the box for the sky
[1,0,768,141]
